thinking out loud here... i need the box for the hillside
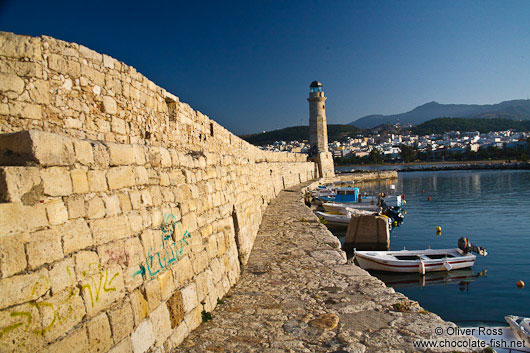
[410,117,530,135]
[351,99,530,128]
[242,124,362,146]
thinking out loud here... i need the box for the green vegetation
[411,117,530,135]
[201,310,213,322]
[241,124,361,146]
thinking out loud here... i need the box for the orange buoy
[422,190,425,193]
[427,196,431,201]
[517,280,525,288]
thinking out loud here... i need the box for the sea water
[334,169,530,324]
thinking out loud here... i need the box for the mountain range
[350,99,530,129]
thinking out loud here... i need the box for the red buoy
[427,196,431,201]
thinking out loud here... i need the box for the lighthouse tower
[308,81,335,177]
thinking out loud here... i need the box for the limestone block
[26,228,63,269]
[41,167,72,196]
[118,192,132,212]
[131,319,155,353]
[92,142,110,168]
[9,102,40,122]
[45,198,68,225]
[0,166,41,204]
[62,218,92,254]
[108,142,135,166]
[74,251,100,279]
[102,96,117,114]
[73,139,94,165]
[130,289,149,325]
[129,190,142,209]
[167,321,189,349]
[103,54,115,69]
[132,145,146,165]
[145,279,162,312]
[172,255,193,287]
[70,168,89,194]
[0,130,75,166]
[181,282,198,313]
[80,265,125,317]
[102,194,121,216]
[0,72,24,93]
[42,325,89,353]
[79,44,103,62]
[89,215,131,245]
[0,302,44,353]
[65,194,85,219]
[9,102,42,120]
[87,313,113,353]
[108,338,133,353]
[183,305,202,331]
[133,166,148,185]
[191,251,209,275]
[41,288,86,342]
[0,32,41,59]
[127,212,144,234]
[150,302,172,346]
[81,65,105,86]
[0,202,48,236]
[47,53,68,73]
[158,269,175,301]
[86,196,105,219]
[49,257,76,294]
[0,233,27,278]
[111,117,126,134]
[87,170,107,192]
[108,299,134,342]
[107,166,135,190]
[0,268,49,309]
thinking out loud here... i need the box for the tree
[400,144,417,162]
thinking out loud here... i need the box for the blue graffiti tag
[133,214,191,279]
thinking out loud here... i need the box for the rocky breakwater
[178,181,484,352]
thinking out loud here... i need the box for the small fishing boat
[355,238,487,274]
[506,315,530,348]
[314,209,388,228]
[322,201,379,213]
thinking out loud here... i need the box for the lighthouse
[307,81,334,177]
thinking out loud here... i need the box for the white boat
[355,248,477,274]
[506,315,530,348]
[322,201,379,213]
[314,209,382,227]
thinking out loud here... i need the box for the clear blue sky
[1,0,529,134]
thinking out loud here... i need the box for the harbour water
[334,169,530,324]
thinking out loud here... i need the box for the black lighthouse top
[309,81,323,93]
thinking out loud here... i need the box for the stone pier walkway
[177,182,483,352]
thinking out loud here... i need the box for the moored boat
[505,315,530,348]
[315,209,389,228]
[355,238,487,274]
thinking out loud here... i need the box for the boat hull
[355,249,476,273]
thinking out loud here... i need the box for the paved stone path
[177,182,484,352]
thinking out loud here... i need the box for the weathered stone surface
[26,227,64,268]
[0,130,75,166]
[108,299,134,342]
[0,234,26,278]
[0,269,49,309]
[131,319,155,353]
[41,167,72,196]
[0,166,41,203]
[87,313,113,353]
[107,166,135,190]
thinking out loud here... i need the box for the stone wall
[0,32,316,352]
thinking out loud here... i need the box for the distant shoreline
[336,160,530,173]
